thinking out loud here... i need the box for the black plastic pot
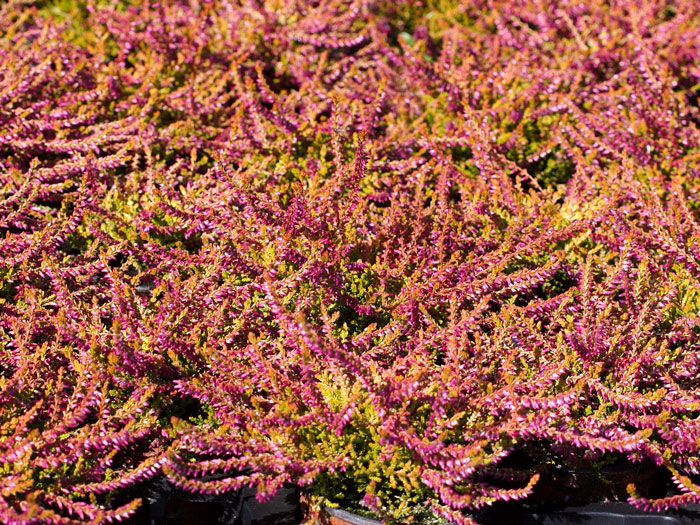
[120,479,301,525]
[527,460,662,505]
[237,485,303,525]
[476,501,700,524]
[120,476,242,525]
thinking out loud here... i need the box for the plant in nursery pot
[162,224,700,525]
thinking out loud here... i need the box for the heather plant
[1,0,700,523]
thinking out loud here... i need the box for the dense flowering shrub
[2,0,700,523]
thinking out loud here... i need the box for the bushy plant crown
[1,0,700,523]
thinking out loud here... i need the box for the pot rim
[323,506,383,525]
